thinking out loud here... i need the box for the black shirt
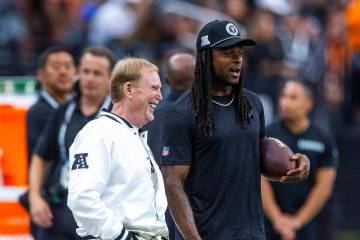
[144,90,185,165]
[161,89,266,240]
[266,121,338,214]
[34,96,111,188]
[26,91,59,162]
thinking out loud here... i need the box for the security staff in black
[28,46,115,240]
[161,20,310,240]
[26,46,76,163]
[22,46,76,239]
[261,80,338,240]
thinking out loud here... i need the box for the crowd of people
[1,0,360,239]
[1,0,359,126]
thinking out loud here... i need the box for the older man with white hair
[67,57,168,240]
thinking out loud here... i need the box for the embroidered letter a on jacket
[72,153,89,170]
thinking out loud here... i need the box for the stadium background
[0,0,359,239]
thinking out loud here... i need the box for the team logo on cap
[226,23,238,36]
[201,35,210,47]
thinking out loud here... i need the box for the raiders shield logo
[226,23,238,36]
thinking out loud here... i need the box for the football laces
[267,137,286,148]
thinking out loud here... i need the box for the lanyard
[58,96,112,162]
[39,90,59,109]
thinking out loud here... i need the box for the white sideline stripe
[0,95,37,108]
[0,187,27,202]
[0,235,33,240]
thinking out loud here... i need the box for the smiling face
[130,69,162,126]
[212,46,243,87]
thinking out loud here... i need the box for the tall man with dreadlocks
[161,20,310,240]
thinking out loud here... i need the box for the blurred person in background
[245,9,285,124]
[276,11,323,83]
[19,0,84,73]
[299,0,328,27]
[261,80,338,240]
[317,13,346,233]
[28,46,115,240]
[346,0,360,123]
[221,0,251,26]
[97,0,172,69]
[0,0,27,75]
[323,11,346,117]
[145,52,196,166]
[144,52,195,240]
[22,46,76,240]
[26,46,76,164]
[88,0,138,45]
[105,0,197,68]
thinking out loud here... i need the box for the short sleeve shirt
[144,90,184,166]
[266,121,338,213]
[26,94,58,162]
[161,90,266,240]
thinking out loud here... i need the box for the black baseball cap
[196,20,256,50]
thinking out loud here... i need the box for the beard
[213,72,239,87]
[212,66,242,87]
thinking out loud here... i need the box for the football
[260,137,295,181]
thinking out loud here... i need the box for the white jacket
[68,111,168,240]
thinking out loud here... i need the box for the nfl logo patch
[162,146,170,156]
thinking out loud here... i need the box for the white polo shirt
[67,110,168,240]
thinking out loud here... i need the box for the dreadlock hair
[191,48,253,137]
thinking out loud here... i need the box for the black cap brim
[213,37,256,48]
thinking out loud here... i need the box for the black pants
[31,222,41,240]
[165,209,176,240]
[37,201,82,240]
